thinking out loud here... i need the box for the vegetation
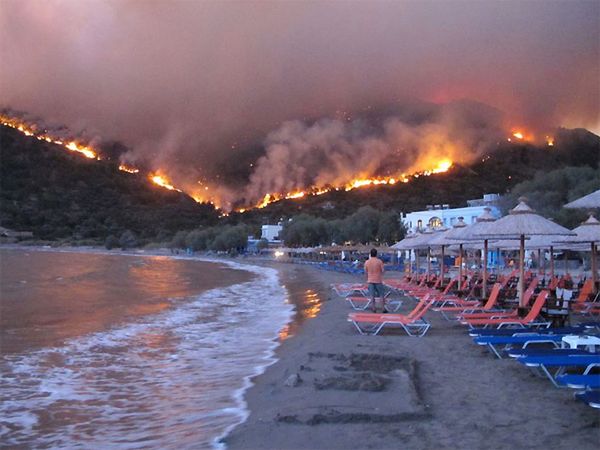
[280,207,404,247]
[0,126,219,243]
[502,166,600,228]
[1,122,598,249]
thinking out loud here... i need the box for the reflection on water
[279,287,323,341]
[0,249,252,354]
[0,250,293,450]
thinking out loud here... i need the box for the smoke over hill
[1,1,598,208]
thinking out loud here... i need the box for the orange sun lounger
[348,295,433,336]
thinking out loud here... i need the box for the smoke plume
[1,1,598,207]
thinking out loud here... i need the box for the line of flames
[1,114,100,159]
[236,159,454,212]
[10,113,538,214]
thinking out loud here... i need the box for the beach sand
[226,261,600,450]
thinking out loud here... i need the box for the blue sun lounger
[469,326,585,338]
[507,348,591,359]
[474,334,568,359]
[556,373,600,389]
[575,390,600,408]
[517,353,600,387]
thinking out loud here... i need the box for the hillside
[229,127,600,225]
[0,125,219,242]
[1,122,598,243]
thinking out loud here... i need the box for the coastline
[225,262,600,450]
[3,245,599,449]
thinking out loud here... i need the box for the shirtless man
[364,248,386,313]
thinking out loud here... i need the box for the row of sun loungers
[331,273,600,409]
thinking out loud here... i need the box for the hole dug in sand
[277,353,428,425]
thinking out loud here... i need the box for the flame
[239,159,453,211]
[65,141,97,159]
[546,136,554,146]
[1,114,98,159]
[149,173,181,192]
[512,131,524,140]
[119,164,140,174]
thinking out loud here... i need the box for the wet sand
[226,262,600,450]
[0,248,254,354]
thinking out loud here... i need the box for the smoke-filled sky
[1,0,598,207]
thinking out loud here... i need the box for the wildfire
[119,164,140,174]
[149,173,181,192]
[65,141,97,159]
[1,114,99,159]
[240,159,453,212]
[546,136,554,146]
[2,112,460,213]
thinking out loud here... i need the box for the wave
[0,259,293,449]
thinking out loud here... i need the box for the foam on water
[0,259,293,449]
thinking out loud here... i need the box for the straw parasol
[564,189,600,209]
[474,198,575,306]
[555,214,600,292]
[392,231,421,274]
[428,218,468,283]
[445,208,497,297]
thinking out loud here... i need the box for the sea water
[0,249,293,449]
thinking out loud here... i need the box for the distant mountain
[0,121,598,243]
[0,125,219,243]
[229,127,599,224]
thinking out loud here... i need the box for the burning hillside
[0,104,573,214]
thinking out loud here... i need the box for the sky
[1,0,598,208]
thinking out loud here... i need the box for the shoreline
[3,245,599,448]
[224,263,600,450]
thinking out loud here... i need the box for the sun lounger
[517,352,600,387]
[468,325,589,338]
[461,290,550,329]
[433,283,502,320]
[575,390,600,408]
[474,334,567,359]
[459,278,539,321]
[347,295,433,337]
[345,291,401,312]
[556,373,600,389]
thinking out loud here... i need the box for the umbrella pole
[427,247,431,282]
[537,249,542,276]
[519,234,525,307]
[416,250,420,276]
[550,246,554,279]
[483,239,488,299]
[441,245,445,288]
[564,251,568,275]
[459,244,464,281]
[408,250,412,275]
[592,242,597,294]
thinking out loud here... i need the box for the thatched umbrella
[428,218,468,283]
[493,235,586,280]
[555,214,600,292]
[444,208,497,297]
[564,189,600,209]
[392,232,420,274]
[474,199,575,306]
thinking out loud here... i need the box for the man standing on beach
[365,248,386,313]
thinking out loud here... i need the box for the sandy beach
[225,261,600,450]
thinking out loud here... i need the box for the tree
[119,230,138,249]
[104,234,119,249]
[210,225,248,252]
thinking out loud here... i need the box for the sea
[0,248,294,449]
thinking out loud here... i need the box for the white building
[402,194,502,231]
[261,224,283,242]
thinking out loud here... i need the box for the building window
[417,219,423,230]
[429,217,442,228]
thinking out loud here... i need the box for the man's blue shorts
[368,283,385,298]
